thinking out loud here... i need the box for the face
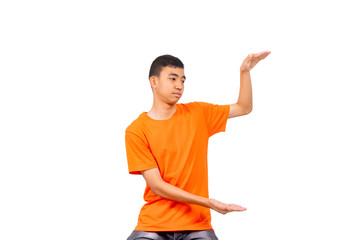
[150,66,186,104]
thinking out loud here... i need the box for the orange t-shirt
[125,101,230,232]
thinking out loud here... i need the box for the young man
[125,52,270,240]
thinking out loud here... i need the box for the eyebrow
[168,73,186,80]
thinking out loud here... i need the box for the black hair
[148,54,184,78]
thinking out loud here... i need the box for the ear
[149,76,159,88]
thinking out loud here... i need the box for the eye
[170,78,176,81]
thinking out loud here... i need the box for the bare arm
[141,168,246,214]
[228,51,271,119]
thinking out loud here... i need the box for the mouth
[173,93,182,98]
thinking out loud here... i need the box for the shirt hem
[134,225,214,232]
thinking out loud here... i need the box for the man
[125,52,270,240]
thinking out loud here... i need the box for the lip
[173,93,182,98]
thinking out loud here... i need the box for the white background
[1,0,352,239]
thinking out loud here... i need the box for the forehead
[160,66,185,76]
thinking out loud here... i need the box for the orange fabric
[125,101,230,232]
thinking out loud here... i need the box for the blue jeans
[127,230,218,240]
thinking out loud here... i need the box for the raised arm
[228,51,271,119]
[141,168,246,214]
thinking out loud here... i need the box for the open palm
[241,51,271,71]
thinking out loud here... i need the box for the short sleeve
[196,102,230,137]
[125,131,158,175]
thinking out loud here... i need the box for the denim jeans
[127,230,218,240]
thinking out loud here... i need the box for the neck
[147,100,177,120]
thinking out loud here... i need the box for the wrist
[240,66,250,73]
[198,197,211,209]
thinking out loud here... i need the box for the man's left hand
[240,51,271,71]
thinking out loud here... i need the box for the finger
[229,204,247,211]
[255,51,271,60]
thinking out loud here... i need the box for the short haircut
[149,55,184,78]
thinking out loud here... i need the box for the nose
[175,81,183,90]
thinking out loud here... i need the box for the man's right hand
[142,168,247,214]
[209,198,247,214]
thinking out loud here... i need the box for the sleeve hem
[209,104,230,137]
[129,164,159,175]
[222,104,230,132]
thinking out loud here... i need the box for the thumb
[247,54,253,68]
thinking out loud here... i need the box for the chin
[168,99,179,105]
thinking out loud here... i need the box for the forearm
[142,168,210,208]
[236,50,270,111]
[153,181,246,214]
[153,180,210,208]
[237,69,253,112]
[142,168,246,214]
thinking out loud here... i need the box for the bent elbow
[150,186,159,196]
[149,182,165,197]
[141,168,168,198]
[148,183,158,195]
[242,106,252,115]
